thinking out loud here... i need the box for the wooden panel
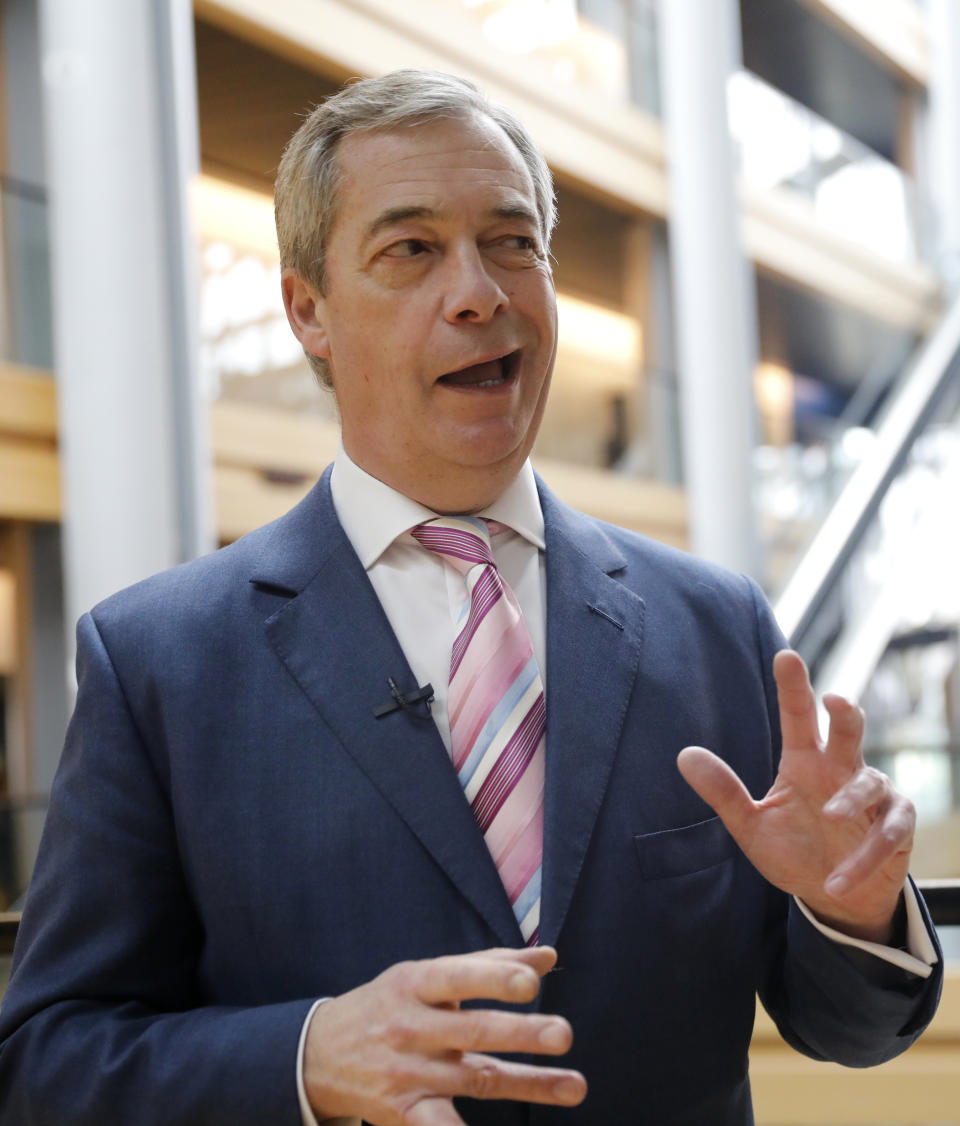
[214,463,314,543]
[0,364,57,439]
[0,525,34,794]
[194,0,939,339]
[211,421,688,549]
[210,399,339,475]
[743,184,940,331]
[0,568,14,676]
[194,0,671,216]
[551,184,631,311]
[0,439,60,521]
[195,18,341,193]
[751,1048,960,1126]
[750,968,960,1125]
[533,456,687,547]
[0,385,683,545]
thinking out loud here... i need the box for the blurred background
[0,0,958,1120]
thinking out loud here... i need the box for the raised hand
[677,650,914,944]
[303,945,586,1125]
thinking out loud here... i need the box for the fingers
[413,1006,574,1057]
[677,746,756,841]
[379,1023,585,1111]
[304,945,582,1123]
[822,765,888,822]
[822,693,865,773]
[453,1053,586,1106]
[773,650,821,752]
[401,1057,584,1119]
[412,946,556,1007]
[822,773,915,898]
[482,945,559,976]
[385,948,571,1061]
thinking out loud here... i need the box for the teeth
[475,377,505,388]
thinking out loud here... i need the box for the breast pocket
[633,816,738,880]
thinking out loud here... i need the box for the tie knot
[410,517,495,571]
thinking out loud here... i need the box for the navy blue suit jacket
[0,470,942,1124]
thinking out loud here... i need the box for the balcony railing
[729,69,936,267]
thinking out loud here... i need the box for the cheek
[366,302,429,365]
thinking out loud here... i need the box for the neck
[343,450,523,515]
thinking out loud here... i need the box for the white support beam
[39,0,213,629]
[657,0,759,574]
[928,0,960,291]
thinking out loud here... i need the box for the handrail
[0,794,49,812]
[775,292,960,650]
[0,913,20,957]
[0,174,46,203]
[917,880,960,928]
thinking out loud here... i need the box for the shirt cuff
[793,879,939,978]
[297,999,363,1126]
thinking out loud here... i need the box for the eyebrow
[362,203,541,247]
[363,206,436,243]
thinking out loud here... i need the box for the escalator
[770,293,960,937]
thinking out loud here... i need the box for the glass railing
[871,737,960,962]
[772,293,960,653]
[756,403,960,602]
[729,69,936,267]
[763,294,960,959]
[0,176,53,369]
[457,0,660,116]
[199,236,331,418]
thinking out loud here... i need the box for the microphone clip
[373,677,435,720]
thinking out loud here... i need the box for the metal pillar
[38,0,212,633]
[929,0,960,292]
[656,0,759,575]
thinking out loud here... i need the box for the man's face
[285,113,557,511]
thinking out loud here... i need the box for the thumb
[677,746,757,842]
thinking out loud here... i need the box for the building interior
[0,0,958,1120]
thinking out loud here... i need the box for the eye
[381,238,429,259]
[501,235,538,252]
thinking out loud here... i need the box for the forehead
[332,114,537,228]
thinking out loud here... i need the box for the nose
[442,245,509,323]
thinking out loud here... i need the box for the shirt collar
[330,446,546,571]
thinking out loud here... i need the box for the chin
[438,418,535,467]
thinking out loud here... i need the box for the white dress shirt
[296,447,937,1126]
[330,446,547,755]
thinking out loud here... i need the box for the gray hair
[275,69,556,387]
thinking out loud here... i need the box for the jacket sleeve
[0,612,314,1125]
[744,577,944,1067]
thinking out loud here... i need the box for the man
[0,70,941,1125]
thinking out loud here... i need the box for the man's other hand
[303,945,587,1125]
[677,650,914,945]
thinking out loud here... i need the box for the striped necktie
[411,517,544,946]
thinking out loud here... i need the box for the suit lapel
[537,482,646,948]
[252,472,522,947]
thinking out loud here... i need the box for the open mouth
[438,350,520,389]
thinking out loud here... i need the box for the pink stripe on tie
[450,568,502,677]
[471,693,545,833]
[411,518,545,944]
[448,640,531,766]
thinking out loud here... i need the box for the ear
[281,268,330,360]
